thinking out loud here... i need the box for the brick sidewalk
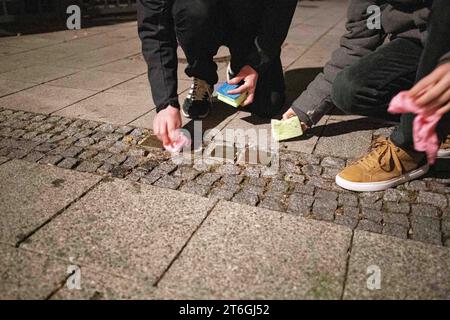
[1,0,450,299]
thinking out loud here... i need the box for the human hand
[227,65,259,106]
[153,105,182,146]
[409,62,450,117]
[282,107,296,120]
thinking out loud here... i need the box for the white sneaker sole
[437,149,450,158]
[335,163,429,192]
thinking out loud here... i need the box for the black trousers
[390,0,450,150]
[172,0,286,118]
[331,0,450,151]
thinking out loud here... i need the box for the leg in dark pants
[390,0,450,150]
[173,0,287,118]
[331,38,423,121]
[172,0,222,86]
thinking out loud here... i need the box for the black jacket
[137,0,297,113]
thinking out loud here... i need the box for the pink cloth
[388,91,441,164]
[163,131,191,153]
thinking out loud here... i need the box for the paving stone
[344,231,450,299]
[115,125,134,135]
[141,171,161,185]
[315,189,338,201]
[297,153,321,166]
[78,149,98,160]
[268,179,289,193]
[406,180,427,191]
[127,147,147,157]
[382,212,409,227]
[76,161,102,173]
[242,166,261,178]
[321,157,345,169]
[23,151,45,163]
[247,177,267,187]
[51,268,155,300]
[173,166,200,181]
[258,196,285,212]
[0,244,66,299]
[209,187,236,201]
[154,175,182,190]
[97,162,114,175]
[122,156,143,169]
[111,165,133,178]
[242,183,264,196]
[57,157,79,169]
[384,201,410,214]
[215,164,241,175]
[301,164,322,176]
[279,161,302,175]
[284,173,305,184]
[383,189,403,202]
[180,181,210,197]
[97,123,116,133]
[24,179,214,283]
[341,206,359,219]
[293,183,315,196]
[0,156,9,165]
[285,192,313,216]
[75,137,95,148]
[359,193,383,210]
[62,146,83,158]
[411,204,440,219]
[232,191,259,206]
[334,215,358,229]
[417,191,448,209]
[93,152,112,162]
[338,193,358,207]
[383,223,408,239]
[312,198,337,222]
[38,154,63,165]
[356,219,383,234]
[0,159,101,244]
[322,167,340,180]
[306,176,333,189]
[410,216,442,245]
[8,148,29,159]
[156,201,352,299]
[108,141,130,154]
[221,174,244,185]
[34,142,57,152]
[105,154,127,166]
[153,161,178,175]
[91,140,115,150]
[196,173,222,186]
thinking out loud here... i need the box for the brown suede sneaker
[438,134,450,158]
[335,138,429,192]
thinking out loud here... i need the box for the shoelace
[357,139,403,173]
[187,79,208,101]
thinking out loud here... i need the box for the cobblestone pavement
[1,107,449,247]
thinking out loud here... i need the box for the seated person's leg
[390,0,450,154]
[248,56,286,118]
[336,0,450,192]
[173,0,222,119]
[225,1,289,119]
[331,37,422,121]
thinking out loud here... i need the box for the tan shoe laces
[357,138,403,173]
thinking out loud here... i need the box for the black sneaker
[182,78,213,119]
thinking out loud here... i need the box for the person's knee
[173,0,214,31]
[332,68,363,114]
